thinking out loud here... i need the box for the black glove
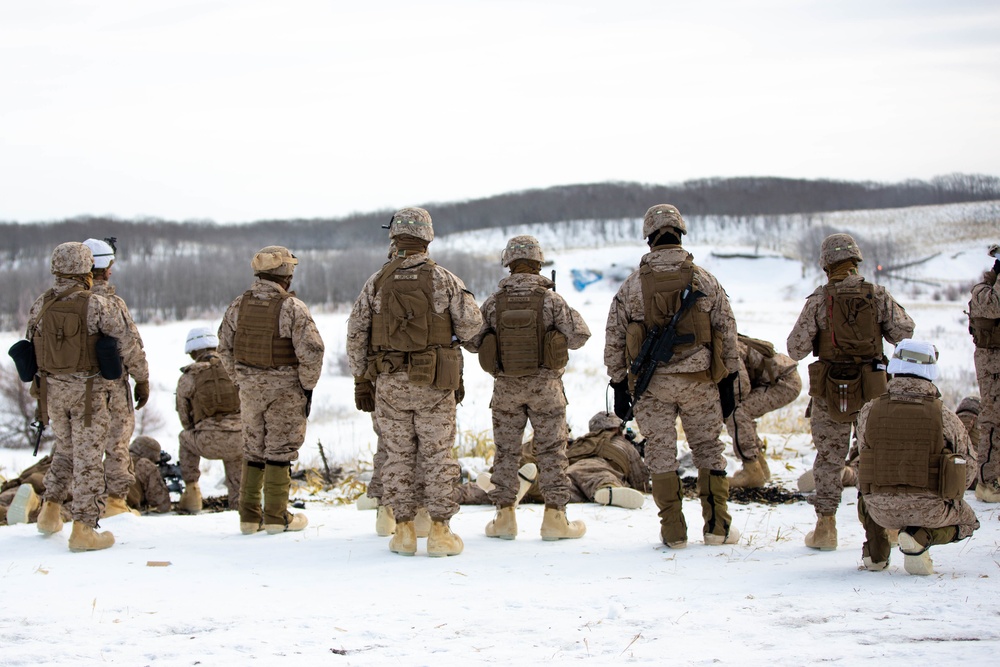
[303,388,313,417]
[718,371,739,419]
[354,378,375,412]
[610,380,633,421]
[454,376,465,405]
[992,258,1000,275]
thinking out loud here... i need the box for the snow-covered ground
[1,209,998,665]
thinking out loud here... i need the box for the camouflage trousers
[489,375,571,509]
[808,396,855,515]
[238,373,308,464]
[375,371,460,522]
[726,374,802,463]
[179,428,243,508]
[635,371,727,475]
[366,412,426,503]
[567,458,626,503]
[974,348,1000,484]
[41,377,114,527]
[104,378,136,498]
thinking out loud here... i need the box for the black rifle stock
[623,286,705,423]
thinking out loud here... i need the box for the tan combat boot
[67,521,115,552]
[355,495,379,510]
[239,461,266,535]
[262,463,308,534]
[975,478,1000,502]
[730,458,767,489]
[593,486,645,509]
[389,521,417,556]
[7,484,40,525]
[375,504,396,536]
[797,469,816,493]
[102,495,140,518]
[897,532,934,576]
[37,500,65,534]
[177,483,203,514]
[699,469,740,545]
[804,514,838,550]
[485,506,518,539]
[515,462,538,505]
[540,507,586,541]
[414,507,432,538]
[651,472,687,548]
[427,520,464,557]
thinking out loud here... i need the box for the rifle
[623,285,705,422]
[157,451,184,495]
[31,420,45,457]
[551,269,557,292]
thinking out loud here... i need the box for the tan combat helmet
[251,246,298,276]
[956,396,980,416]
[129,435,161,463]
[820,233,863,269]
[588,411,622,433]
[501,235,544,267]
[50,242,94,276]
[642,204,687,239]
[388,207,434,242]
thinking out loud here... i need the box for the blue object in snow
[571,268,603,291]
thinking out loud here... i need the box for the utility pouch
[498,309,539,377]
[824,365,863,422]
[858,449,874,495]
[624,322,647,391]
[807,360,829,398]
[861,362,888,401]
[542,330,568,370]
[8,339,37,382]
[407,349,437,387]
[478,332,499,375]
[433,347,461,391]
[95,336,123,380]
[938,453,967,501]
[374,351,405,374]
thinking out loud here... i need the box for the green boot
[699,469,739,545]
[239,461,265,535]
[651,472,687,548]
[263,462,308,534]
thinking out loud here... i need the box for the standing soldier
[605,205,740,549]
[346,207,483,557]
[726,333,802,488]
[787,233,913,550]
[467,235,591,540]
[175,326,244,512]
[28,242,148,551]
[82,237,149,518]
[218,246,325,535]
[969,245,1000,502]
[856,339,979,574]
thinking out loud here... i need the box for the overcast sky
[2,0,998,224]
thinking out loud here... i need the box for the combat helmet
[887,339,939,382]
[83,238,116,269]
[129,436,161,463]
[184,326,219,354]
[820,233,863,269]
[387,207,434,242]
[251,246,298,276]
[50,242,94,276]
[956,396,980,416]
[588,411,622,433]
[501,235,544,267]
[642,204,687,239]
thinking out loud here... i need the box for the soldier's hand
[134,380,150,410]
[610,380,632,421]
[354,377,375,412]
[993,258,1000,276]
[455,376,466,404]
[303,388,313,417]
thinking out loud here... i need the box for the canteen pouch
[478,332,499,375]
[542,330,568,370]
[95,336,123,380]
[433,347,462,391]
[807,360,829,398]
[938,453,967,501]
[8,339,37,382]
[407,349,436,387]
[861,362,888,401]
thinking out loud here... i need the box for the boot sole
[240,522,264,535]
[428,551,461,557]
[486,533,516,540]
[897,532,934,575]
[390,548,416,556]
[7,485,37,525]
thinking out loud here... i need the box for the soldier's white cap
[887,339,938,382]
[83,238,116,269]
[184,326,219,354]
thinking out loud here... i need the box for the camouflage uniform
[955,396,980,468]
[218,278,325,464]
[346,221,482,526]
[126,439,172,513]
[726,337,802,463]
[28,244,148,530]
[969,265,1000,494]
[787,272,913,518]
[176,350,244,508]
[467,271,591,509]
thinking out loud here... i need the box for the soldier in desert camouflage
[126,436,172,514]
[347,207,482,557]
[218,246,325,535]
[968,245,1000,502]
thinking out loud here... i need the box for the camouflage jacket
[90,279,149,384]
[175,354,242,432]
[129,455,172,513]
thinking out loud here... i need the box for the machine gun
[157,451,184,495]
[624,427,646,459]
[623,285,705,423]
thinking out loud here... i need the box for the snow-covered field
[1,207,998,665]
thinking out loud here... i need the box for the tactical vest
[32,289,100,375]
[233,291,298,368]
[496,286,548,377]
[739,333,778,386]
[969,316,1000,349]
[639,256,712,357]
[859,393,948,495]
[566,430,631,476]
[370,260,453,353]
[814,281,882,363]
[190,356,241,424]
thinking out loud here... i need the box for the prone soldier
[126,436,172,513]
